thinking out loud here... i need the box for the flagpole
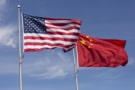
[18,5,23,90]
[73,48,79,90]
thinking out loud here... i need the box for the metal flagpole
[73,48,79,90]
[18,5,23,90]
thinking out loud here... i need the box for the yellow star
[80,39,86,45]
[88,45,91,48]
[86,36,89,39]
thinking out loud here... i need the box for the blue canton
[23,14,46,34]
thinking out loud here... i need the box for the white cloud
[0,25,16,48]
[0,0,6,6]
[94,69,122,79]
[0,0,16,48]
[0,0,6,10]
[25,52,73,79]
[32,65,67,79]
[0,51,74,79]
[0,0,6,20]
[127,57,135,66]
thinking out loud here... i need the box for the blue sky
[0,0,135,90]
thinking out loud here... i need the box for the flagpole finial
[18,5,21,8]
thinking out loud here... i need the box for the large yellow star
[80,39,86,45]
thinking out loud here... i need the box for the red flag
[77,34,128,67]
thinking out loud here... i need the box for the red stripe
[46,26,80,30]
[45,18,81,25]
[46,23,80,27]
[24,42,75,47]
[24,36,77,41]
[46,32,79,36]
[24,48,55,52]
[45,18,81,22]
[71,20,82,25]
[46,20,81,25]
[24,44,75,52]
[45,18,72,20]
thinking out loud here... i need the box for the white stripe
[46,28,79,33]
[63,45,75,51]
[24,39,75,45]
[24,45,71,49]
[24,33,78,39]
[24,45,55,49]
[46,23,81,29]
[45,20,72,23]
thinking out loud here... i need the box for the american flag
[23,14,81,52]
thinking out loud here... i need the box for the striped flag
[23,14,81,52]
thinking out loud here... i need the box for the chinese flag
[77,34,128,67]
